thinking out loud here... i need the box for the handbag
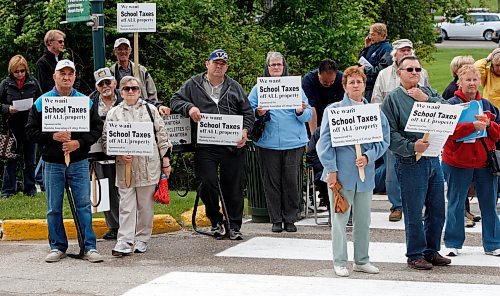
[0,129,18,159]
[332,181,349,214]
[480,138,500,176]
[249,111,270,141]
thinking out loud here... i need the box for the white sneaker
[45,250,66,263]
[353,263,380,274]
[134,241,148,253]
[112,241,133,256]
[84,249,103,263]
[446,248,459,256]
[485,249,500,256]
[334,265,349,277]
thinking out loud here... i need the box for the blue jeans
[395,156,445,261]
[44,159,96,252]
[443,163,500,252]
[1,141,36,196]
[384,150,402,211]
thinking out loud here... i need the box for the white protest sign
[106,121,154,156]
[257,76,302,109]
[405,102,463,134]
[117,3,156,33]
[197,113,243,146]
[163,114,191,146]
[327,104,383,147]
[42,96,89,132]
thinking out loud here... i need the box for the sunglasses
[97,80,112,87]
[53,39,64,44]
[14,69,26,74]
[268,63,283,68]
[122,86,140,92]
[402,67,422,73]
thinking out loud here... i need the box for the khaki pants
[117,185,156,244]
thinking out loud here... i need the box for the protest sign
[197,113,243,146]
[405,102,463,134]
[257,76,302,109]
[106,121,154,156]
[327,104,383,147]
[117,3,156,33]
[163,114,191,146]
[42,96,90,132]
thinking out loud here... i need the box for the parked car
[439,12,500,41]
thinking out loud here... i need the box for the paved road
[0,197,499,296]
[436,40,498,49]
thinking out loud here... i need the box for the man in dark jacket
[358,23,392,102]
[170,49,254,240]
[36,30,65,93]
[26,59,104,263]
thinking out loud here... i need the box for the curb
[0,214,181,241]
[180,205,211,228]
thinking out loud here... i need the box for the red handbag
[154,175,170,205]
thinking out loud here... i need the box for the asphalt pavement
[436,39,498,48]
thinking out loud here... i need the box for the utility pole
[89,0,105,71]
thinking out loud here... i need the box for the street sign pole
[90,0,105,71]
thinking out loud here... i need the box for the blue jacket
[317,94,390,192]
[248,85,312,150]
[359,39,392,89]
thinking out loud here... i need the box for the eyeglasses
[98,80,112,87]
[122,86,140,92]
[53,39,64,44]
[268,63,283,68]
[402,67,422,73]
[14,69,26,74]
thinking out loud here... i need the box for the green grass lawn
[469,0,498,12]
[423,48,492,94]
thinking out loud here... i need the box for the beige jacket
[371,63,430,104]
[102,99,172,188]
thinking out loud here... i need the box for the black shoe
[229,229,243,240]
[426,253,451,266]
[272,223,283,233]
[211,222,227,238]
[284,222,297,232]
[407,258,433,270]
[102,229,118,240]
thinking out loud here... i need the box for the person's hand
[327,172,337,190]
[473,119,488,131]
[256,107,268,117]
[121,155,133,164]
[188,106,201,122]
[407,87,428,102]
[487,48,500,61]
[162,157,171,177]
[364,35,372,48]
[236,128,248,148]
[295,101,306,115]
[414,138,430,153]
[8,106,17,114]
[53,131,71,143]
[355,155,368,168]
[158,106,171,116]
[475,114,491,128]
[62,140,80,155]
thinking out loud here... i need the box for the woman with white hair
[442,55,475,100]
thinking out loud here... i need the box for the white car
[440,13,500,41]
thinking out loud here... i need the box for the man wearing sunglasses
[171,49,254,241]
[36,30,66,93]
[381,56,450,271]
[88,68,123,240]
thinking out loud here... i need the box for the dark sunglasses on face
[14,69,26,74]
[122,86,140,92]
[98,80,112,87]
[403,67,422,73]
[53,39,64,44]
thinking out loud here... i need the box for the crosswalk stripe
[216,237,499,267]
[121,271,500,296]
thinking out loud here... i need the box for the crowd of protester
[1,24,499,271]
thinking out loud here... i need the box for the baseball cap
[208,49,228,62]
[94,68,114,84]
[114,37,131,48]
[392,39,413,50]
[55,59,75,72]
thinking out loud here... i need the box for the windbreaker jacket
[25,87,103,164]
[110,61,158,104]
[170,72,254,148]
[35,49,63,93]
[248,85,312,150]
[358,39,392,89]
[443,93,500,169]
[102,99,172,188]
[474,58,500,108]
[317,94,390,192]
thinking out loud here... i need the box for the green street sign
[66,0,91,23]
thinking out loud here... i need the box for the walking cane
[65,181,85,259]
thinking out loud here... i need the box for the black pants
[195,146,245,230]
[93,162,120,230]
[258,146,304,223]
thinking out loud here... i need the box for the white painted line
[217,237,499,267]
[372,194,479,203]
[122,271,500,296]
